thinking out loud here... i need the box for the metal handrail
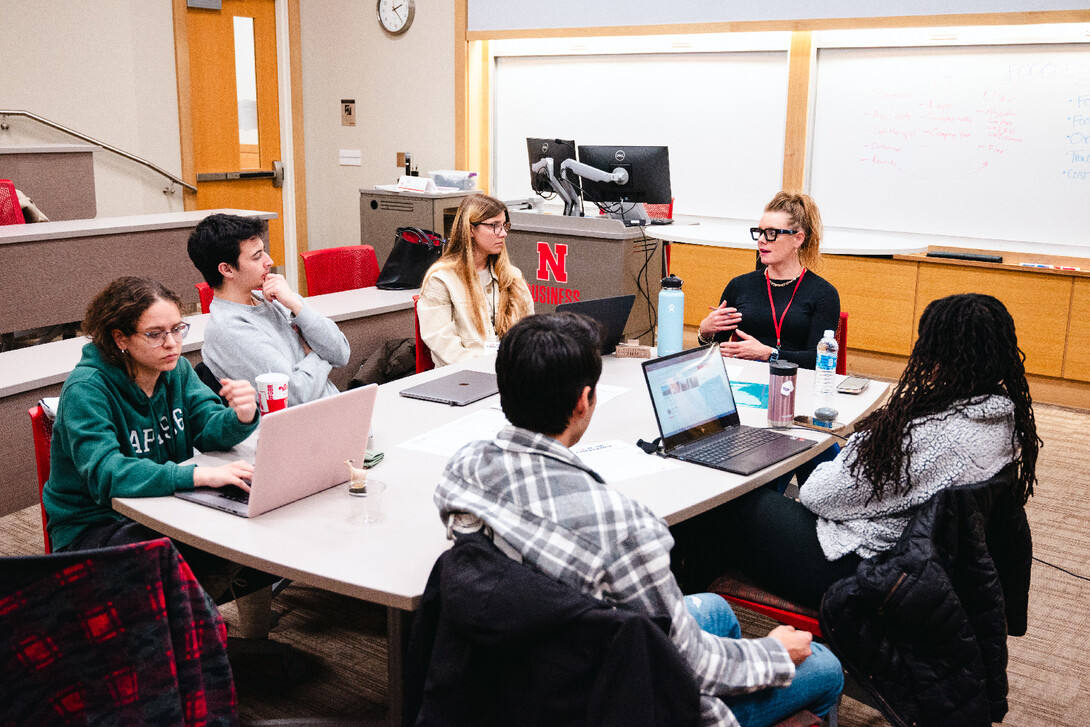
[0,109,197,194]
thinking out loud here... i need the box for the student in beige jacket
[417,194,534,367]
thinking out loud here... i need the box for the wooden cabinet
[1063,279,1090,382]
[821,256,917,357]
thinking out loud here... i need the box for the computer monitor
[575,145,672,207]
[527,137,581,216]
[527,138,577,194]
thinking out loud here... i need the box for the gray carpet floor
[2,400,1088,725]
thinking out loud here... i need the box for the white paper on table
[571,439,680,482]
[725,364,745,380]
[397,408,511,458]
[594,383,628,407]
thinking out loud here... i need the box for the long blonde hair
[766,191,824,270]
[424,193,530,337]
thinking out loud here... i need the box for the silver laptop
[556,294,636,355]
[399,370,498,406]
[175,384,377,517]
[641,345,813,475]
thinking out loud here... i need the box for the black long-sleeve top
[713,269,840,369]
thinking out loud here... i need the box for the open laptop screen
[643,345,740,443]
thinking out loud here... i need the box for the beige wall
[298,1,457,253]
[0,0,184,217]
[0,1,459,254]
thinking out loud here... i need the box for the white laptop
[175,384,378,517]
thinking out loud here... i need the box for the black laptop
[556,294,636,354]
[641,345,813,475]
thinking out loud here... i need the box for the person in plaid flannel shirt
[434,312,842,727]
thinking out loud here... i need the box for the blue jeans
[684,593,842,727]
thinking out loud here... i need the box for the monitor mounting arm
[558,160,629,217]
[531,157,583,216]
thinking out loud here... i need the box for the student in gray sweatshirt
[188,214,350,406]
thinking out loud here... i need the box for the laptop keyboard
[684,427,780,462]
[217,484,251,503]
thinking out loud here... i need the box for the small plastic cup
[347,478,386,525]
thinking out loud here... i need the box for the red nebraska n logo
[536,242,568,283]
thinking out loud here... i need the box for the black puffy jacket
[819,466,1031,727]
[403,532,702,727]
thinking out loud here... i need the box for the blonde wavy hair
[765,191,824,270]
[424,193,531,337]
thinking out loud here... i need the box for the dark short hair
[187,214,268,287]
[83,276,182,377]
[496,313,602,435]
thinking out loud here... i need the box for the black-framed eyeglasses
[750,227,798,242]
[137,323,190,348]
[472,221,512,235]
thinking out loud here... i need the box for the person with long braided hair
[714,293,1039,609]
[418,193,534,367]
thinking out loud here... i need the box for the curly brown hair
[83,276,182,379]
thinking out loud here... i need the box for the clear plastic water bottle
[814,329,838,399]
[657,274,684,356]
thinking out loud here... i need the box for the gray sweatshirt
[202,293,350,406]
[800,394,1016,561]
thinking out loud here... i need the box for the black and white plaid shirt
[435,425,795,727]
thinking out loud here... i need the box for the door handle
[197,160,284,187]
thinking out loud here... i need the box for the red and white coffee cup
[255,372,289,414]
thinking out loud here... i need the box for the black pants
[672,487,862,611]
[60,517,278,605]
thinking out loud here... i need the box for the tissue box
[429,170,478,190]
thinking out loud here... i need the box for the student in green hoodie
[43,276,265,600]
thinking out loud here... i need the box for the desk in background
[0,208,277,337]
[0,286,417,517]
[650,220,1090,408]
[359,188,473,266]
[114,353,887,726]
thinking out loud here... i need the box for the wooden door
[184,0,286,265]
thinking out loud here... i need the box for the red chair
[195,282,214,314]
[0,179,26,225]
[413,295,434,374]
[299,245,380,295]
[27,405,54,553]
[644,199,674,273]
[835,311,848,376]
[708,570,822,637]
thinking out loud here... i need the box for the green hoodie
[43,343,259,551]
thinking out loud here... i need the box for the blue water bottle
[657,274,684,356]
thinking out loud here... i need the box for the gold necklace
[766,269,804,288]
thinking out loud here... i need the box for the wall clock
[377,0,415,35]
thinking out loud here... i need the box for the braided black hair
[849,293,1039,504]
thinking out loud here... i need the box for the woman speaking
[697,191,839,369]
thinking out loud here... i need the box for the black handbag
[376,227,445,290]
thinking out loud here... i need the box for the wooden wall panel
[915,265,1071,377]
[670,244,756,326]
[820,256,917,356]
[1063,278,1090,382]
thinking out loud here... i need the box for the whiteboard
[810,44,1090,249]
[492,52,789,219]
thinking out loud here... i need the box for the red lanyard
[765,269,806,348]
